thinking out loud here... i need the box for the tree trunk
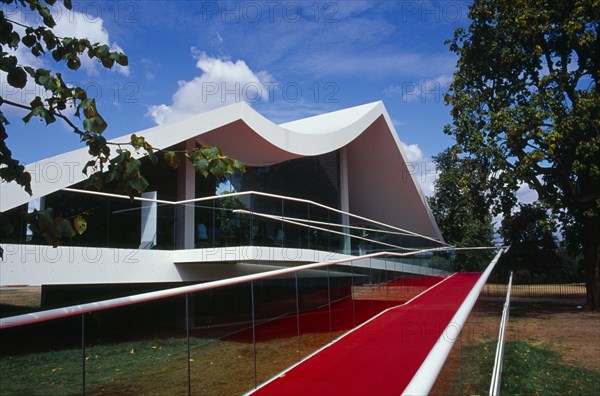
[584,215,600,311]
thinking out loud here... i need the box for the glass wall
[0,253,449,395]
[231,151,340,209]
[0,149,449,255]
[1,191,445,255]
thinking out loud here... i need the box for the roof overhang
[0,101,443,241]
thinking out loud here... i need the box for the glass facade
[230,150,340,209]
[193,150,342,249]
[0,146,444,254]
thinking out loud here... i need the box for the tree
[499,203,566,282]
[428,147,495,271]
[445,0,600,309]
[0,1,244,252]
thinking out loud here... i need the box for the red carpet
[251,272,482,396]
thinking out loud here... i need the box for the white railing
[402,247,508,396]
[1,246,502,396]
[233,209,421,252]
[489,271,513,396]
[62,187,451,248]
[0,247,476,330]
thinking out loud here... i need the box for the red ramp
[251,272,481,396]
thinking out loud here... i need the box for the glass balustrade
[0,190,447,255]
[1,251,468,395]
[430,251,508,395]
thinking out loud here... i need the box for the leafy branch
[0,1,246,255]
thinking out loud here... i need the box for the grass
[0,333,336,395]
[457,340,600,395]
[0,338,209,395]
[4,338,598,396]
[501,341,599,395]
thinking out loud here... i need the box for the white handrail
[233,209,419,252]
[489,271,513,396]
[402,247,507,396]
[0,247,500,330]
[62,187,451,247]
[234,210,417,237]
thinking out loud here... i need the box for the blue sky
[2,1,477,196]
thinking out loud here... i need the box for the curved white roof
[0,101,443,240]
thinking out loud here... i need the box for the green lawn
[2,336,598,395]
[457,340,600,395]
[0,338,207,395]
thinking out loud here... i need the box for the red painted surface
[252,272,482,396]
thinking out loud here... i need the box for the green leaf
[88,172,104,190]
[0,55,17,73]
[22,34,36,48]
[164,151,180,169]
[201,146,221,158]
[9,31,20,48]
[56,218,76,239]
[42,30,57,50]
[101,56,115,68]
[124,159,141,178]
[73,215,87,235]
[233,159,246,173]
[51,47,65,62]
[95,44,110,57]
[118,54,128,66]
[0,19,14,37]
[147,150,158,165]
[24,66,36,78]
[209,159,229,179]
[38,75,57,91]
[38,4,57,28]
[193,158,210,177]
[67,57,81,70]
[83,115,108,134]
[128,176,149,193]
[6,67,27,88]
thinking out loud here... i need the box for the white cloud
[1,8,127,122]
[0,42,50,112]
[516,182,539,204]
[298,51,455,78]
[492,182,540,235]
[3,7,128,77]
[384,74,452,104]
[51,10,129,76]
[141,58,157,81]
[148,51,274,125]
[399,141,436,197]
[390,118,407,128]
[400,141,424,163]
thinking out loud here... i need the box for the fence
[482,283,585,299]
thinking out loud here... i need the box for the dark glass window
[231,150,340,208]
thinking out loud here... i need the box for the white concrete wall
[0,244,352,286]
[0,244,444,286]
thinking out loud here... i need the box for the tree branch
[0,96,81,132]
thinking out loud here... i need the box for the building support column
[140,191,157,249]
[175,140,196,249]
[339,147,351,254]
